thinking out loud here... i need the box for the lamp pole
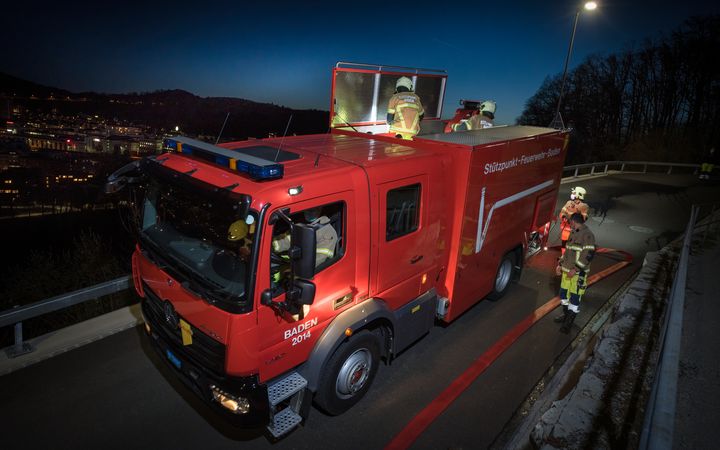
[552,2,597,128]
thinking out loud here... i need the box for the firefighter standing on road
[554,213,596,333]
[387,77,424,140]
[559,186,589,255]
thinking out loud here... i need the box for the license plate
[166,349,182,370]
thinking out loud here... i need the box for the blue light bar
[163,136,284,180]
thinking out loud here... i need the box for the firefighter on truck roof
[559,186,589,255]
[387,77,424,140]
[453,100,496,131]
[554,212,596,333]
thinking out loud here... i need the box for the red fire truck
[107,63,568,437]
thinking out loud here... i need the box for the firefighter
[559,186,589,255]
[272,207,338,269]
[387,77,424,140]
[452,100,496,131]
[554,213,596,333]
[699,147,716,180]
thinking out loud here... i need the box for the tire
[487,252,517,301]
[314,330,380,415]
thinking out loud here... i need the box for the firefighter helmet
[227,220,248,241]
[572,186,587,200]
[396,77,413,91]
[480,100,496,115]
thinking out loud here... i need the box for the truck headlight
[210,385,250,414]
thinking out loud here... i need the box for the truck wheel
[487,252,516,301]
[315,330,380,415]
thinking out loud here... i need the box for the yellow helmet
[227,220,248,241]
[571,186,586,200]
[396,76,413,91]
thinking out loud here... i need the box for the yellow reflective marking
[411,305,421,314]
[180,319,193,346]
[229,159,237,170]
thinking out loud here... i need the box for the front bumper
[142,304,270,428]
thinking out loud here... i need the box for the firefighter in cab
[559,186,589,254]
[387,77,424,140]
[453,100,496,131]
[272,207,338,270]
[554,212,596,333]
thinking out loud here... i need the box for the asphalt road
[1,173,717,450]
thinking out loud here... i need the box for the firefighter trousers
[559,270,588,313]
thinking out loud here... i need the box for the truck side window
[270,202,345,294]
[386,184,421,240]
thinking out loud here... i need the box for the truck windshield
[139,174,257,307]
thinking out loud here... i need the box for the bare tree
[518,15,720,164]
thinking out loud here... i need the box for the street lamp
[551,1,598,128]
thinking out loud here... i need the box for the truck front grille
[141,283,226,376]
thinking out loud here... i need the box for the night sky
[2,0,718,124]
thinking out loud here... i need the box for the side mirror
[105,160,142,194]
[291,223,316,279]
[287,279,316,306]
[260,289,274,306]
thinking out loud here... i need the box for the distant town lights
[584,1,597,10]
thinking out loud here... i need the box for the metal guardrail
[0,159,710,360]
[0,276,130,358]
[638,205,697,449]
[562,160,700,178]
[638,202,720,449]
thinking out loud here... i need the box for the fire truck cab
[108,63,568,438]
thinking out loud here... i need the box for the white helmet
[480,100,496,115]
[396,76,413,91]
[571,186,586,200]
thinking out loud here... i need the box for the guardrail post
[621,163,626,172]
[5,320,34,358]
[574,167,579,177]
[643,164,648,173]
[667,166,672,175]
[590,166,595,175]
[604,164,609,174]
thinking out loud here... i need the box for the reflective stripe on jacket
[387,92,424,137]
[559,224,596,271]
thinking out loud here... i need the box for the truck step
[267,406,302,438]
[267,371,307,407]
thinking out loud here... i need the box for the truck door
[255,194,359,382]
[376,176,434,309]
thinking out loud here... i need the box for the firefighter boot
[560,311,577,334]
[554,305,568,323]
